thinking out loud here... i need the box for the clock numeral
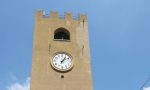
[55,57,58,59]
[68,64,70,66]
[68,59,71,62]
[59,54,61,57]
[57,55,59,57]
[61,66,63,69]
[65,65,67,68]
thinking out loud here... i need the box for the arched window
[54,28,70,40]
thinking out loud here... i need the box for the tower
[30,11,93,90]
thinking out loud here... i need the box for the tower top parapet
[35,10,88,21]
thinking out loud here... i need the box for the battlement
[35,10,88,21]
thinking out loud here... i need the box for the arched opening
[54,28,70,40]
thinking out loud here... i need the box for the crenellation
[79,14,88,22]
[65,12,72,20]
[50,11,59,18]
[36,10,45,18]
[35,10,88,22]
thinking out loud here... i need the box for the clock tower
[30,11,93,90]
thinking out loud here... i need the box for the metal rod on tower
[140,76,150,90]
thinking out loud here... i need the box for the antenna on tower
[140,76,150,90]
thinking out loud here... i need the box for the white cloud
[7,77,30,90]
[144,87,150,90]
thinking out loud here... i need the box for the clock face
[51,53,73,72]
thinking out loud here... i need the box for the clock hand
[61,57,66,64]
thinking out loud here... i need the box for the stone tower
[30,10,93,90]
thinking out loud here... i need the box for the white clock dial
[51,53,73,72]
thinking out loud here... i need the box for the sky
[0,0,150,90]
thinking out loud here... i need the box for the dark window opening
[54,28,70,40]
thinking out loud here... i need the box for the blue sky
[0,0,150,90]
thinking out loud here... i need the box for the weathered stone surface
[30,11,93,90]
